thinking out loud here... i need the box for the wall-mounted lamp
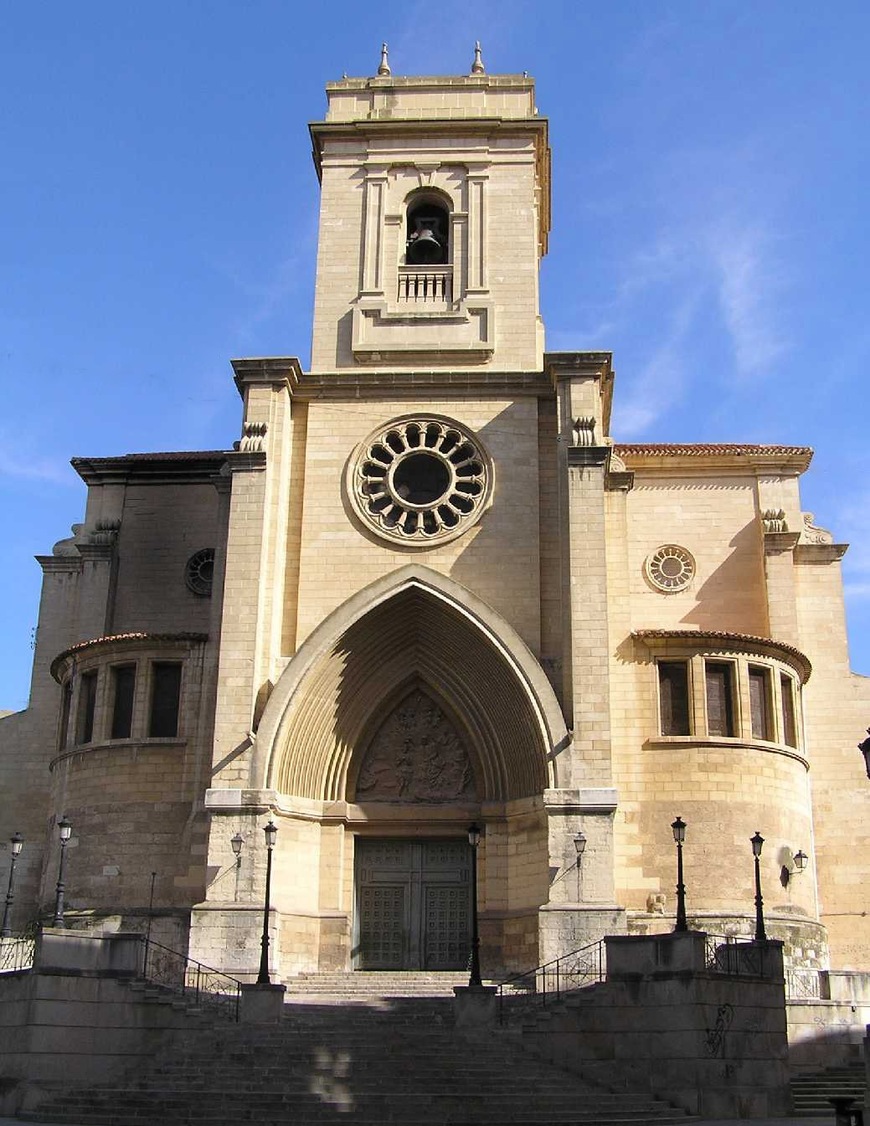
[573,831,587,902]
[781,848,808,887]
[230,833,244,868]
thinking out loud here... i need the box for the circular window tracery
[645,545,695,593]
[349,416,492,546]
[185,549,215,596]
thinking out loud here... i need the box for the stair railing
[496,939,606,1023]
[140,936,242,1021]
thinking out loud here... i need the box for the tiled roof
[632,629,812,681]
[615,443,813,458]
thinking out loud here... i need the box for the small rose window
[349,416,492,546]
[645,545,695,593]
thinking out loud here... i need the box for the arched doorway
[249,567,569,974]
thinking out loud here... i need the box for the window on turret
[75,670,98,745]
[705,662,735,737]
[658,661,690,736]
[110,664,136,740]
[748,665,773,741]
[149,662,182,738]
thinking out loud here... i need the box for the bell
[406,214,446,265]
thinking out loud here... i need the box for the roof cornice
[615,443,813,475]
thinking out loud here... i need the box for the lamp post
[573,831,587,902]
[52,816,72,927]
[751,831,767,941]
[1,833,24,937]
[256,820,278,985]
[671,816,688,932]
[467,823,483,988]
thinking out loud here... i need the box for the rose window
[645,545,696,593]
[350,417,492,545]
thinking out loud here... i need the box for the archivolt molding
[250,566,567,803]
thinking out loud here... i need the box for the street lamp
[231,833,244,868]
[256,820,278,985]
[467,823,483,988]
[859,729,870,779]
[573,831,587,901]
[1,833,24,937]
[751,831,767,941]
[671,816,688,932]
[53,816,73,927]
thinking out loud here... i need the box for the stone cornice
[794,543,848,564]
[615,443,813,476]
[36,556,82,575]
[72,453,229,487]
[231,358,554,400]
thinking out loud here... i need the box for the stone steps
[23,986,697,1125]
[791,1062,866,1115]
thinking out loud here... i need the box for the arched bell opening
[404,191,451,266]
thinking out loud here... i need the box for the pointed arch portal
[252,567,567,804]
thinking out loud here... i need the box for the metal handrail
[140,937,242,1021]
[496,939,606,1023]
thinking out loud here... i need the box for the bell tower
[308,46,550,373]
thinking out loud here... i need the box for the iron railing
[785,967,824,1000]
[140,938,241,1021]
[0,933,36,974]
[704,933,780,979]
[496,939,606,1023]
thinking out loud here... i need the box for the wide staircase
[24,972,697,1125]
[790,1060,866,1117]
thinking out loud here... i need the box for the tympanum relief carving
[355,689,477,802]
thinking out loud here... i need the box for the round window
[645,545,696,593]
[349,416,492,546]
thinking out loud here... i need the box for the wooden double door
[354,838,472,970]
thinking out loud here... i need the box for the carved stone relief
[355,689,477,802]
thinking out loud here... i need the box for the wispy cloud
[0,432,74,486]
[705,219,789,379]
[616,292,700,437]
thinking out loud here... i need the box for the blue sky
[2,1,869,710]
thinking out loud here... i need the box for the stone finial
[761,509,787,534]
[470,41,485,75]
[572,417,596,447]
[377,42,391,77]
[240,421,268,453]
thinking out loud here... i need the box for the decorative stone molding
[354,689,477,803]
[644,545,696,593]
[800,512,833,544]
[572,417,596,447]
[762,509,787,534]
[348,415,493,546]
[240,421,268,453]
[52,524,84,557]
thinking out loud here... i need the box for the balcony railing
[397,266,452,304]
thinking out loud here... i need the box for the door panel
[355,838,471,970]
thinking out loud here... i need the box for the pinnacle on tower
[470,41,485,75]
[377,42,391,77]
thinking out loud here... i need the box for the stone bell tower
[309,44,550,373]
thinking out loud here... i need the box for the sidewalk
[0,1117,838,1125]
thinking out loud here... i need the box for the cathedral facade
[1,60,868,983]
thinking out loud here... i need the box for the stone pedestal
[453,984,498,1032]
[240,982,286,1024]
